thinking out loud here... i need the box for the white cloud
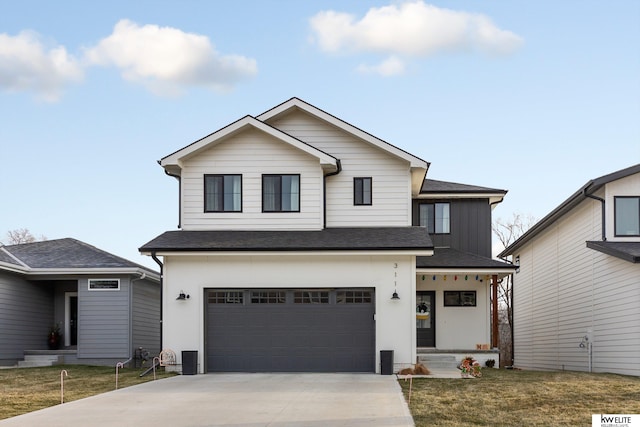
[356,56,406,76]
[309,1,523,74]
[0,31,83,102]
[84,19,257,96]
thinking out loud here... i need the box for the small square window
[354,177,372,206]
[419,203,450,234]
[614,196,640,236]
[205,175,242,212]
[263,175,300,212]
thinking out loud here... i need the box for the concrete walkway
[0,373,414,427]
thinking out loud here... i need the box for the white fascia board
[416,267,515,278]
[24,268,160,282]
[257,98,429,169]
[147,249,434,257]
[0,261,29,274]
[160,115,338,173]
[417,192,506,201]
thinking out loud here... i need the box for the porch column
[491,274,499,349]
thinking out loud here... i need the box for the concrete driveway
[0,373,414,427]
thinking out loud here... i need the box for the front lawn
[0,365,177,420]
[399,368,640,426]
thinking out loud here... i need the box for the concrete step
[18,355,62,368]
[417,354,459,370]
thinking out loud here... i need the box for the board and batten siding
[77,277,130,359]
[180,129,324,231]
[0,272,53,364]
[132,279,160,356]
[269,111,412,227]
[513,194,640,376]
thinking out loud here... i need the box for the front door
[65,292,78,347]
[416,291,435,347]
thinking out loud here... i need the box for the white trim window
[88,279,120,291]
[615,196,640,236]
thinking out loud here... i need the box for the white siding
[605,173,640,241]
[181,129,324,230]
[161,253,417,373]
[269,111,412,227]
[512,194,640,376]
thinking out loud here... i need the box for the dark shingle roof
[417,248,515,270]
[421,179,506,194]
[140,228,433,252]
[586,241,640,263]
[0,248,21,266]
[3,238,158,273]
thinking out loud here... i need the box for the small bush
[485,359,496,368]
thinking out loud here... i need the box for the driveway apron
[0,373,414,427]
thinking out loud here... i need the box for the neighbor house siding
[269,111,412,227]
[77,276,130,359]
[132,279,161,357]
[180,129,324,231]
[0,272,53,364]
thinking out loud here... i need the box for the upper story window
[615,196,640,236]
[263,174,300,212]
[354,177,372,206]
[419,203,450,234]
[204,175,242,212]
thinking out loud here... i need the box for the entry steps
[417,354,459,370]
[18,354,62,368]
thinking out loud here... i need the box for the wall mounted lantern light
[391,289,400,300]
[176,291,190,300]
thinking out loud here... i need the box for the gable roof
[499,163,640,258]
[139,227,433,254]
[419,179,507,205]
[0,238,159,280]
[160,115,339,175]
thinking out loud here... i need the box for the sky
[1,1,639,269]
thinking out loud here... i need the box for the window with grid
[262,174,300,212]
[204,174,242,212]
[250,291,286,304]
[208,291,244,304]
[294,291,329,304]
[354,177,372,206]
[336,290,372,304]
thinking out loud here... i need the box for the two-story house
[499,164,640,377]
[140,98,515,374]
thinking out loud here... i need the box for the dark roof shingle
[417,248,515,270]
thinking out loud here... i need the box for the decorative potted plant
[48,323,62,350]
[459,356,482,378]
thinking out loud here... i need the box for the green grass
[0,365,177,420]
[399,368,640,427]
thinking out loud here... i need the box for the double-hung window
[262,174,300,212]
[419,202,450,234]
[354,177,372,205]
[615,196,640,236]
[204,174,242,212]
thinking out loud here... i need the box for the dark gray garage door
[206,289,375,372]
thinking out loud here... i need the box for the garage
[206,288,375,372]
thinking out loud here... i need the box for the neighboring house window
[444,291,476,307]
[419,203,450,234]
[354,177,372,205]
[204,174,242,212]
[88,279,120,291]
[615,196,640,236]
[262,174,300,212]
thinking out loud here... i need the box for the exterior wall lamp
[176,291,190,300]
[391,289,400,300]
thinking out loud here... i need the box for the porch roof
[140,227,434,253]
[417,248,516,272]
[586,241,640,263]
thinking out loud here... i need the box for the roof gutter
[583,185,606,241]
[151,252,164,352]
[323,160,342,229]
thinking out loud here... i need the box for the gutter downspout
[151,252,163,352]
[583,187,606,241]
[162,163,182,229]
[323,160,342,229]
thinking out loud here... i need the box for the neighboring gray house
[500,164,640,377]
[0,238,160,367]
